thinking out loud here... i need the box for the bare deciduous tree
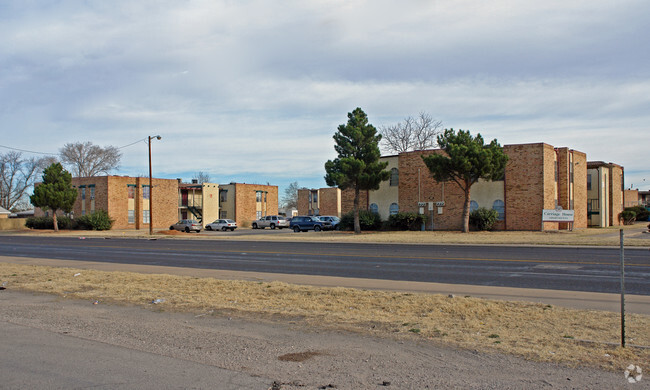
[281,181,300,209]
[192,171,211,184]
[0,151,44,211]
[380,112,443,154]
[59,142,121,177]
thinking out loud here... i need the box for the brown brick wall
[624,189,639,207]
[572,151,588,229]
[151,178,181,230]
[319,187,341,216]
[297,189,310,216]
[556,148,570,214]
[341,188,368,215]
[233,183,279,227]
[398,150,467,230]
[503,143,553,231]
[65,176,179,230]
[610,165,624,226]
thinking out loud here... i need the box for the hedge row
[26,210,114,231]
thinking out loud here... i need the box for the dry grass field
[1,262,648,373]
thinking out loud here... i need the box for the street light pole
[148,135,162,235]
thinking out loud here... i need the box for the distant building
[0,206,10,219]
[10,209,34,218]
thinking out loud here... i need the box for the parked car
[318,216,341,230]
[170,219,202,233]
[289,216,331,232]
[206,219,237,231]
[251,215,290,229]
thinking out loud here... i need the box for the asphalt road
[0,236,648,295]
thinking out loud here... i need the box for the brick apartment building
[35,176,179,230]
[35,177,279,230]
[218,183,278,227]
[298,143,618,231]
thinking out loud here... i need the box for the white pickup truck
[251,215,290,229]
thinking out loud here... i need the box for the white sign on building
[542,209,575,222]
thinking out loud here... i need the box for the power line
[0,138,149,156]
[0,144,56,155]
[118,138,148,149]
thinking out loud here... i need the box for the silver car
[170,219,202,233]
[206,219,237,231]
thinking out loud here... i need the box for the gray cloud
[1,0,649,190]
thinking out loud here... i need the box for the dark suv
[289,216,331,232]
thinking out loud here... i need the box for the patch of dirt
[278,351,324,362]
[156,230,187,235]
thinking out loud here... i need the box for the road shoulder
[0,290,632,389]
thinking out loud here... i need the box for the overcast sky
[2,0,649,194]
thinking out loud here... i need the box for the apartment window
[312,192,317,203]
[81,187,86,200]
[256,210,262,219]
[90,186,95,200]
[369,203,379,214]
[389,203,399,216]
[142,186,150,200]
[256,191,262,202]
[219,190,228,202]
[470,200,479,212]
[128,210,135,224]
[492,200,505,221]
[587,174,592,190]
[390,168,399,186]
[127,185,135,199]
[142,210,150,224]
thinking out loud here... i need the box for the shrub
[620,210,636,225]
[387,212,428,231]
[77,210,114,231]
[25,216,76,230]
[624,206,649,222]
[339,210,382,231]
[469,207,499,231]
[26,216,53,229]
[57,216,76,230]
